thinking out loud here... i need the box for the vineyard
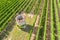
[0,0,60,40]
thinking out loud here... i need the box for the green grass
[0,0,60,40]
[51,0,54,40]
[58,0,60,8]
[6,14,37,40]
[51,0,60,40]
[43,0,48,40]
[36,0,47,40]
[25,0,35,13]
[0,0,30,32]
[54,0,60,40]
[0,0,38,40]
[36,0,44,40]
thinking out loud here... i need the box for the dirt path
[30,0,44,40]
[46,0,51,40]
[30,15,40,40]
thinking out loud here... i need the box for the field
[0,0,60,40]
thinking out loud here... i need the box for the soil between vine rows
[30,0,44,40]
[38,0,47,40]
[46,0,51,40]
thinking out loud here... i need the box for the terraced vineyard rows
[0,0,60,40]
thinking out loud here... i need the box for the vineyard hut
[15,13,26,28]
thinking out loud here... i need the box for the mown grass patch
[5,14,37,40]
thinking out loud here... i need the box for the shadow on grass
[0,17,15,40]
[20,24,33,33]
